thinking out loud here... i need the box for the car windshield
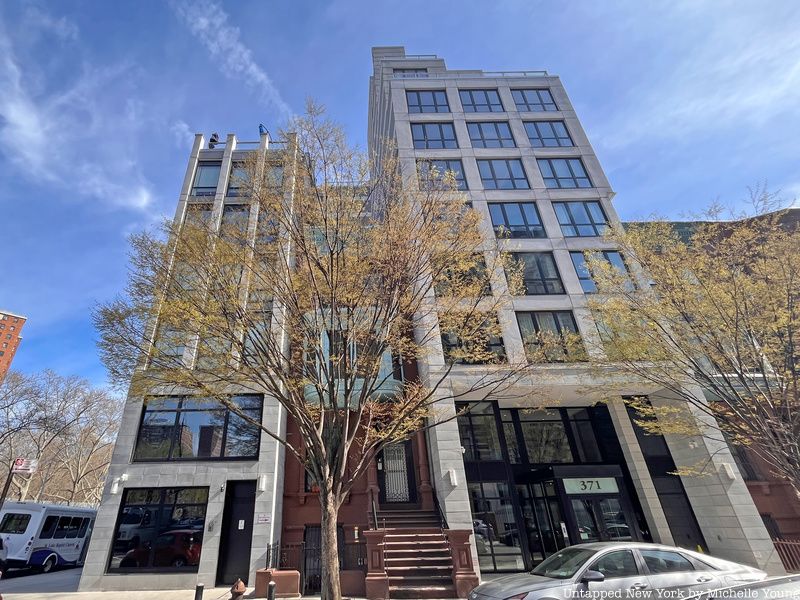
[531,547,597,579]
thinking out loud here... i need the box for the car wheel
[41,556,57,573]
[171,557,187,568]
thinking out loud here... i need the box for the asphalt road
[0,567,81,595]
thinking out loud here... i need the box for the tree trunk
[319,491,342,600]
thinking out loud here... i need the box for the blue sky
[1,0,799,385]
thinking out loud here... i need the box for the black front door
[216,480,256,585]
[378,440,416,503]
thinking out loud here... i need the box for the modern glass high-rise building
[78,47,783,595]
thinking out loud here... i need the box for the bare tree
[94,103,562,600]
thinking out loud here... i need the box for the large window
[468,482,525,572]
[417,159,467,190]
[518,410,572,463]
[411,122,458,149]
[133,395,262,461]
[457,402,502,461]
[467,122,515,148]
[459,89,504,113]
[226,162,248,197]
[441,315,505,365]
[516,310,585,361]
[553,201,608,237]
[537,158,591,188]
[570,251,631,293]
[488,202,546,239]
[511,253,565,295]
[512,89,557,112]
[524,121,573,147]
[191,162,221,196]
[108,487,208,573]
[406,90,449,113]
[478,159,529,190]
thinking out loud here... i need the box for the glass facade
[488,202,546,239]
[417,159,468,190]
[406,90,449,113]
[512,89,557,112]
[191,162,221,196]
[133,395,262,461]
[108,487,208,572]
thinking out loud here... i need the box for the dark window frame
[467,122,516,148]
[477,159,530,190]
[411,122,458,149]
[417,159,468,190]
[537,158,592,189]
[512,89,558,112]
[406,90,450,113]
[132,395,263,462]
[226,162,248,197]
[511,252,565,295]
[459,89,504,113]
[488,202,547,239]
[553,201,608,237]
[524,121,573,147]
[570,250,632,293]
[516,310,586,362]
[191,162,221,197]
[441,316,506,365]
[107,487,209,574]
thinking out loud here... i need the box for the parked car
[119,529,202,568]
[688,574,800,598]
[468,543,767,600]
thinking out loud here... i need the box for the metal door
[378,442,414,503]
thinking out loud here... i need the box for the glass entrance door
[570,497,633,543]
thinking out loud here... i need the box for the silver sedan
[469,543,767,600]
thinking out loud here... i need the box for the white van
[0,502,96,573]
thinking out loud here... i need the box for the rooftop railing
[392,69,548,79]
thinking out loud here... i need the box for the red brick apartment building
[0,310,25,381]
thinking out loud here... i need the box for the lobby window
[570,251,632,293]
[406,90,449,113]
[107,487,208,573]
[512,89,557,112]
[133,395,262,461]
[459,89,504,113]
[411,122,458,149]
[477,159,529,190]
[441,315,505,365]
[226,162,248,197]
[191,162,221,196]
[468,482,524,572]
[511,253,565,295]
[553,201,608,237]
[457,402,502,461]
[524,121,573,147]
[488,202,546,239]
[518,409,573,463]
[417,159,467,190]
[516,310,585,362]
[467,122,515,148]
[537,158,591,188]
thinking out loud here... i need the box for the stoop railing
[774,538,800,573]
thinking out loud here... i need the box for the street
[0,567,81,595]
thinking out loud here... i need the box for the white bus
[0,502,96,573]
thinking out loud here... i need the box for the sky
[1,0,799,386]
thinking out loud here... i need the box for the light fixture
[120,473,129,482]
[257,474,268,492]
[208,132,220,149]
[447,469,458,487]
[110,477,120,495]
[220,482,226,493]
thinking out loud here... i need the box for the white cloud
[170,119,194,149]
[594,5,800,150]
[170,0,293,121]
[0,15,155,212]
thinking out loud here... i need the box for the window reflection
[109,487,208,572]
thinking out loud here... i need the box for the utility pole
[0,461,15,514]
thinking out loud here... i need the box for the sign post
[0,458,39,514]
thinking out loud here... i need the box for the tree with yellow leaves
[587,201,800,495]
[93,103,558,600]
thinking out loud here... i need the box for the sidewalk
[4,589,237,600]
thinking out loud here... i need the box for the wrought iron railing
[264,539,368,594]
[774,538,800,573]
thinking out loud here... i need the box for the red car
[119,529,202,568]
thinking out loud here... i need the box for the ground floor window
[108,487,208,573]
[469,482,525,572]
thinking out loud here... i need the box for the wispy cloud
[170,119,194,149]
[0,12,154,212]
[594,4,800,150]
[170,0,293,122]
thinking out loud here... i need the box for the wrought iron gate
[381,443,411,502]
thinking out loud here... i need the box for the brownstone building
[0,310,26,381]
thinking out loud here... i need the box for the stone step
[386,556,452,567]
[387,565,452,576]
[389,585,457,599]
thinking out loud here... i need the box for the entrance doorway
[378,440,416,504]
[216,480,256,585]
[570,497,633,543]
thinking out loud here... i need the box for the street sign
[11,458,38,474]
